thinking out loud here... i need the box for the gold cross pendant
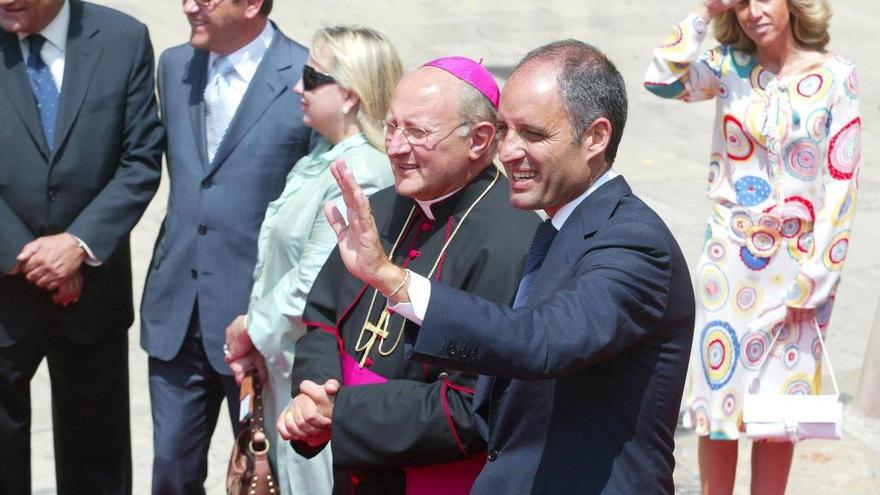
[358,310,390,367]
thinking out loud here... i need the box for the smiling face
[183,0,262,55]
[497,61,595,213]
[0,0,63,34]
[735,0,793,49]
[383,68,477,201]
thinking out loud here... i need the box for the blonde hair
[712,0,832,53]
[311,26,403,149]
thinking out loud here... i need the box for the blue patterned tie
[25,34,60,151]
[512,219,558,308]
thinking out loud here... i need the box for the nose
[747,0,760,19]
[182,0,199,14]
[384,128,412,157]
[498,130,525,166]
[293,78,304,96]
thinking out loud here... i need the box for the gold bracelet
[383,268,411,299]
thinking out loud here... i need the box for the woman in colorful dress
[223,26,402,494]
[645,0,860,493]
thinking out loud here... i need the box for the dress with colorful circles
[645,14,861,439]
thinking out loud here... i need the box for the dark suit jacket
[140,27,311,373]
[0,0,163,346]
[406,176,695,494]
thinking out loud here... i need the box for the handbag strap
[749,306,840,396]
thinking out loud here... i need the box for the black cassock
[291,168,539,494]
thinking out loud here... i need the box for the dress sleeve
[785,64,861,309]
[328,369,484,469]
[247,197,337,375]
[644,13,723,102]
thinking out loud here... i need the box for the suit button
[201,179,212,189]
[48,188,57,201]
[191,269,198,280]
[447,344,457,357]
[487,449,499,462]
[198,224,208,235]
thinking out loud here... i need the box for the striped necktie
[512,219,558,308]
[25,34,60,151]
[204,56,236,163]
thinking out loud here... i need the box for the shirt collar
[415,186,465,221]
[207,20,274,84]
[17,0,69,52]
[550,168,618,230]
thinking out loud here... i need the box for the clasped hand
[7,233,85,306]
[276,379,339,447]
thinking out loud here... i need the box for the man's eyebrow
[520,124,552,136]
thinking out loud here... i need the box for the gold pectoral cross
[357,309,391,367]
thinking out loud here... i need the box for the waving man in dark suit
[317,41,696,494]
[0,0,163,493]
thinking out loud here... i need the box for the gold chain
[353,170,501,365]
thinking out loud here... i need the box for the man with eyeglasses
[277,57,539,494]
[0,0,163,493]
[139,0,313,493]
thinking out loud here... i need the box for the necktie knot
[26,34,47,66]
[527,219,558,264]
[212,56,235,79]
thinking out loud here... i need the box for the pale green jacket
[246,133,393,376]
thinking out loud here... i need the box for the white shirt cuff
[388,270,430,325]
[72,235,102,267]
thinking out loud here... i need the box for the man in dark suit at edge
[0,0,163,493]
[315,40,696,493]
[139,0,314,493]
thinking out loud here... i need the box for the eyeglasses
[302,65,336,91]
[382,120,470,147]
[190,0,223,8]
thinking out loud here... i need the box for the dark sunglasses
[302,65,336,91]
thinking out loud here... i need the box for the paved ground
[29,0,880,493]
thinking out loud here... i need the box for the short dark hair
[259,0,272,16]
[514,40,627,165]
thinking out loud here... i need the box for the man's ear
[467,122,497,161]
[244,0,265,19]
[584,117,612,160]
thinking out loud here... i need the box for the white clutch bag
[742,307,843,443]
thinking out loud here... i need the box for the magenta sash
[340,352,485,494]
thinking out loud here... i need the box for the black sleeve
[289,249,346,458]
[329,368,484,469]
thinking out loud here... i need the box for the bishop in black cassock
[290,167,539,494]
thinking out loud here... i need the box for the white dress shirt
[393,169,619,324]
[17,0,68,90]
[206,21,275,119]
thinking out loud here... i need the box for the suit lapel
[0,31,50,158]
[185,49,209,170]
[206,31,292,175]
[52,0,101,162]
[527,176,631,302]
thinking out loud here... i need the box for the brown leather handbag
[226,371,279,495]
